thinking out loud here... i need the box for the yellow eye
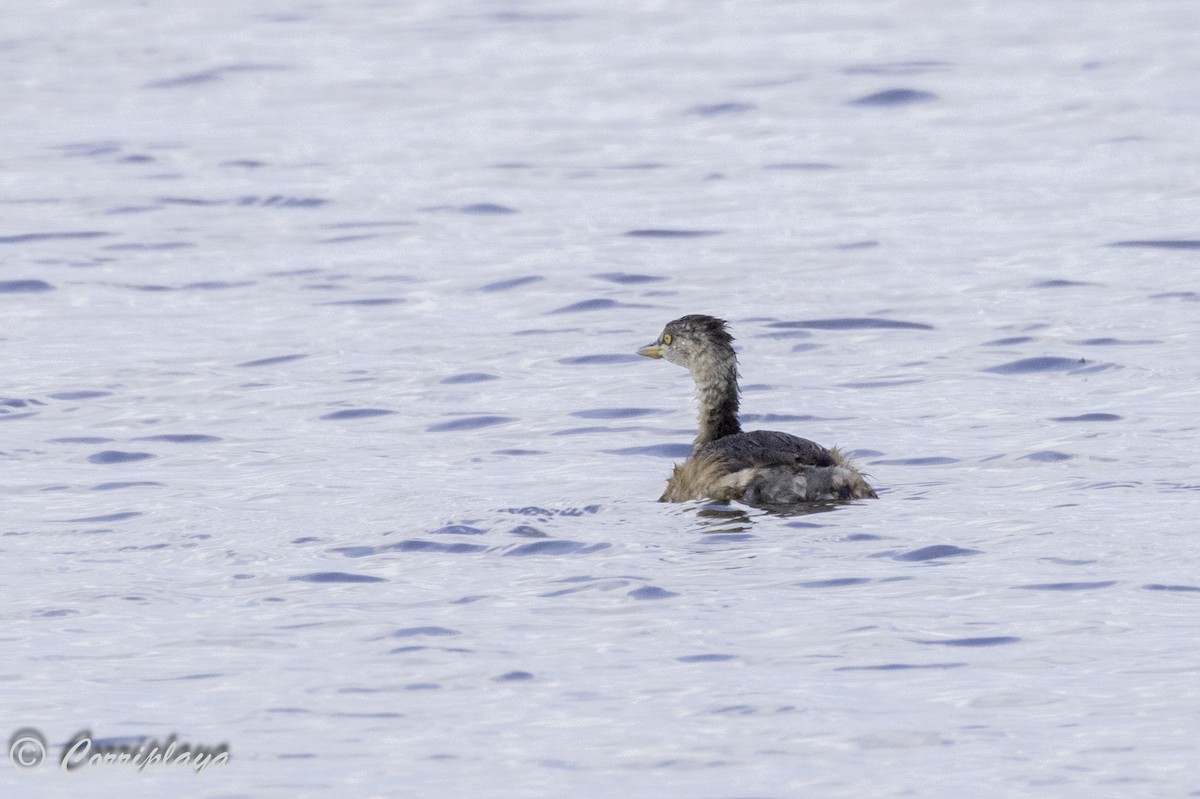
[663,333,672,345]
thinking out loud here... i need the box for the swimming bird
[637,314,876,506]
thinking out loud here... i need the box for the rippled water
[5,1,1200,796]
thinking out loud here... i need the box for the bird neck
[692,352,741,446]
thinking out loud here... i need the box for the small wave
[88,450,155,464]
[0,279,55,292]
[623,229,720,238]
[320,408,396,421]
[849,88,937,106]
[426,415,514,432]
[290,571,387,583]
[685,102,755,116]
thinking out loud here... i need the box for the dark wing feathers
[695,430,836,472]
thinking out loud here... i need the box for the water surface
[4,1,1200,797]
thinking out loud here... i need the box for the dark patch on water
[48,390,111,400]
[489,667,537,681]
[133,434,221,443]
[502,540,610,556]
[836,240,880,250]
[918,636,1021,647]
[757,327,814,340]
[318,298,404,306]
[628,586,679,600]
[701,533,755,543]
[91,481,162,491]
[770,317,933,331]
[591,271,666,284]
[62,511,142,523]
[481,276,542,292]
[1014,581,1116,591]
[186,281,256,291]
[451,595,488,605]
[559,353,644,365]
[604,444,693,458]
[1024,451,1074,462]
[540,580,628,598]
[57,142,121,157]
[0,231,110,244]
[460,203,518,215]
[393,626,460,637]
[840,378,923,389]
[984,336,1036,346]
[429,525,486,536]
[1108,239,1200,250]
[3,397,45,409]
[1031,279,1096,288]
[320,408,396,421]
[237,354,309,368]
[685,102,756,116]
[834,662,966,671]
[157,195,327,208]
[843,61,951,76]
[762,162,838,171]
[870,456,956,466]
[500,505,601,518]
[155,196,223,206]
[290,571,387,584]
[0,279,55,293]
[333,540,489,556]
[87,450,154,464]
[982,356,1091,374]
[623,229,720,238]
[797,577,872,588]
[548,298,622,313]
[1073,337,1159,346]
[316,234,380,244]
[510,525,549,539]
[605,162,667,170]
[1142,584,1200,593]
[849,88,937,106]
[145,63,291,89]
[102,241,194,251]
[52,436,113,443]
[427,415,514,432]
[677,654,736,663]
[1051,413,1121,422]
[572,407,661,419]
[494,448,543,456]
[493,670,535,682]
[440,372,498,384]
[268,268,323,277]
[893,545,981,562]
